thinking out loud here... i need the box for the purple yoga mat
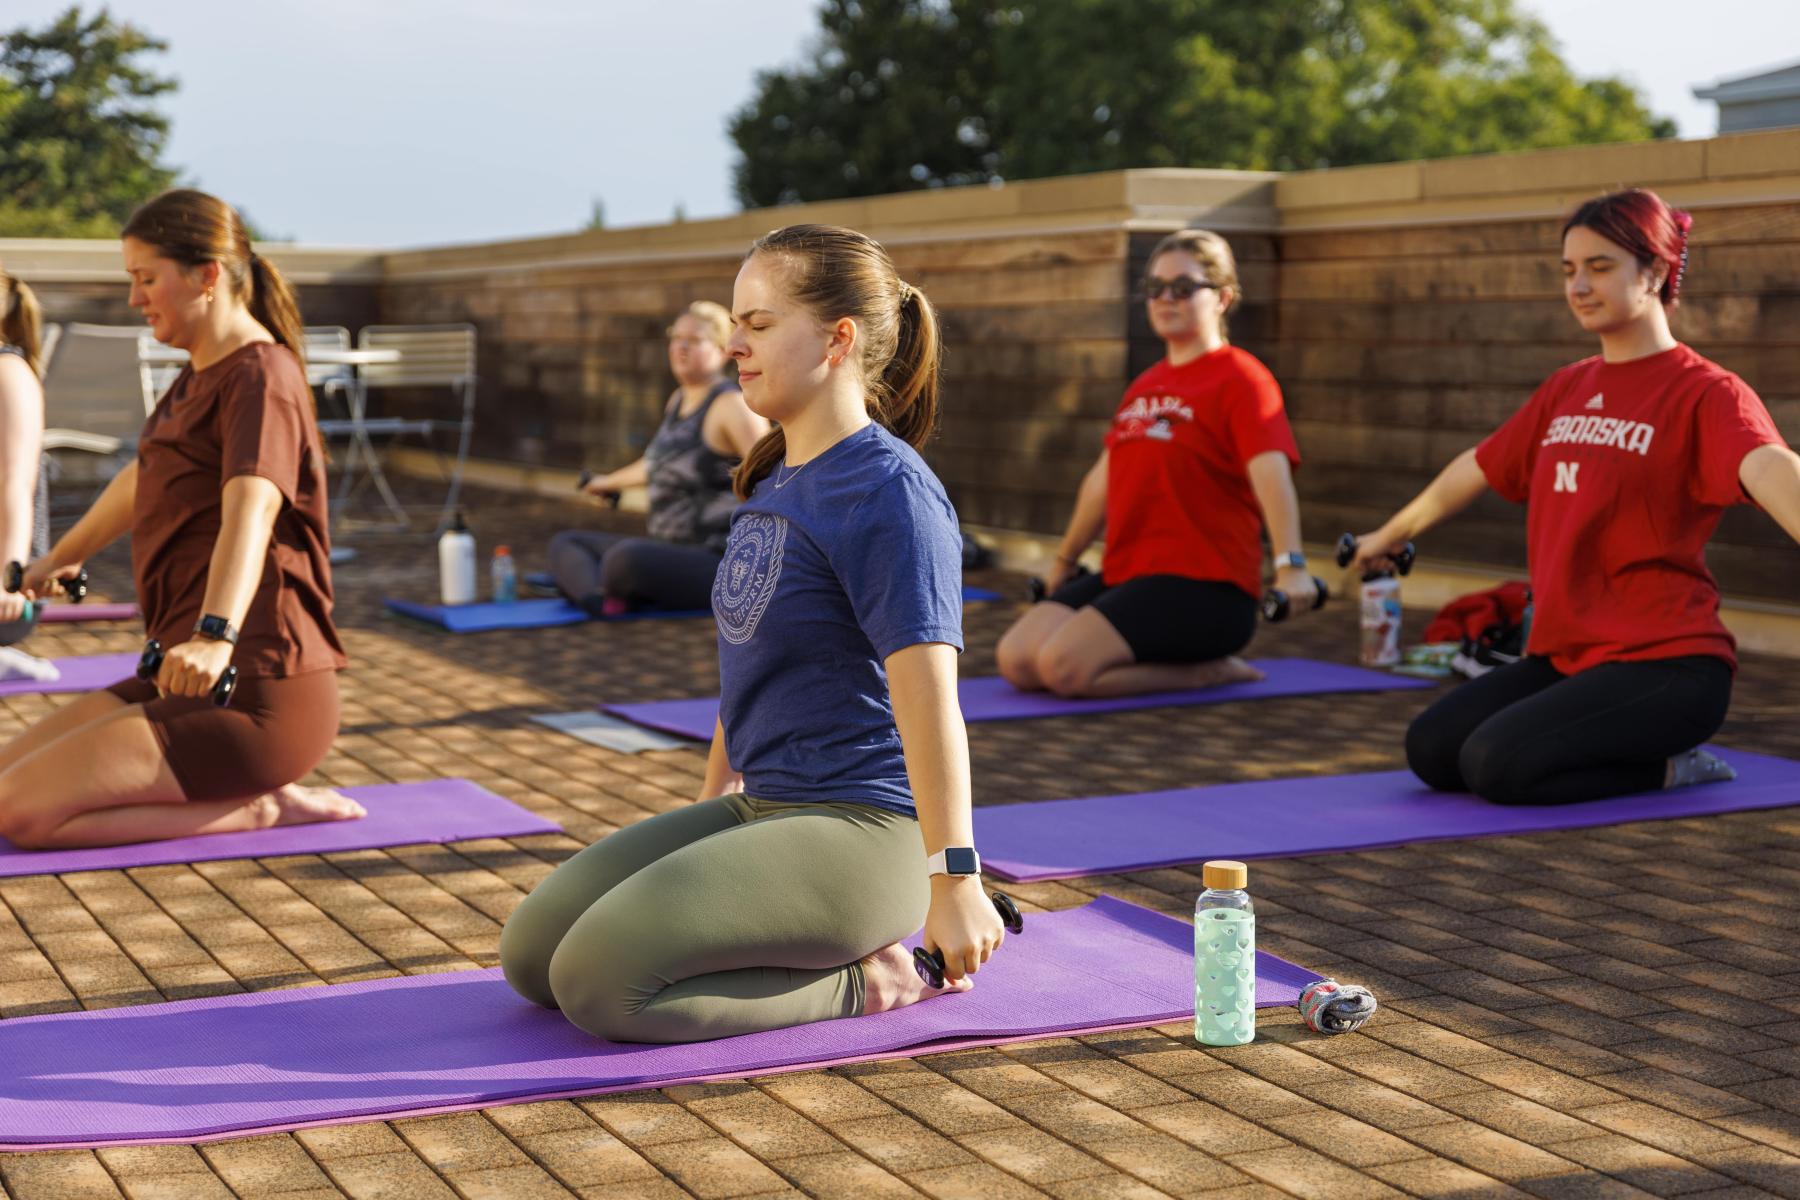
[0,896,1320,1149]
[977,746,1800,882]
[37,602,140,623]
[0,652,138,697]
[0,779,561,878]
[606,658,1436,740]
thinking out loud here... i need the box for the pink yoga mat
[605,658,1437,740]
[0,779,561,877]
[37,602,140,623]
[0,652,138,697]
[0,896,1321,1149]
[976,746,1800,881]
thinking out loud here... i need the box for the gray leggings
[500,794,928,1043]
[546,530,721,612]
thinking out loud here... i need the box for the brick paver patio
[2,485,1797,1199]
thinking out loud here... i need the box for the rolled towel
[0,646,62,683]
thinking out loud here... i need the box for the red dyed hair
[1562,188,1694,307]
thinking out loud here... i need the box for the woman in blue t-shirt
[501,224,1006,1044]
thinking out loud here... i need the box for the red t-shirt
[1476,344,1783,674]
[1102,346,1300,598]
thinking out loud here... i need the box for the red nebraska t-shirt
[1476,344,1783,674]
[1103,346,1300,598]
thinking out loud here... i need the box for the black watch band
[194,614,240,645]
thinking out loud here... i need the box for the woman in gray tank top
[547,302,768,614]
[0,265,50,649]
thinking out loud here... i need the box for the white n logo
[1554,462,1580,493]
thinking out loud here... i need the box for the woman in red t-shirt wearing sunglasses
[996,229,1314,699]
[1350,188,1800,806]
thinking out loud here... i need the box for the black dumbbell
[576,471,623,510]
[1336,533,1415,577]
[137,638,239,707]
[912,891,1025,989]
[4,561,87,604]
[1262,576,1328,623]
[1028,563,1091,604]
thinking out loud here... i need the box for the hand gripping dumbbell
[576,471,623,510]
[1335,533,1415,577]
[4,561,88,604]
[1028,563,1091,604]
[137,638,239,707]
[912,891,1025,989]
[1261,576,1328,623]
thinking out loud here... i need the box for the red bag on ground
[1423,581,1532,644]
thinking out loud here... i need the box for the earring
[205,288,214,304]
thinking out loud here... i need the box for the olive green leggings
[499,794,929,1043]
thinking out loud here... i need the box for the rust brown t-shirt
[134,341,348,678]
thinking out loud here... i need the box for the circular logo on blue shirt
[714,512,787,644]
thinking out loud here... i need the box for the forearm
[698,719,740,801]
[199,476,283,631]
[1058,455,1109,563]
[1741,444,1800,546]
[608,459,650,490]
[1246,452,1304,559]
[1381,448,1489,542]
[48,462,138,565]
[888,643,973,854]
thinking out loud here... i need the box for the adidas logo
[1584,393,1604,411]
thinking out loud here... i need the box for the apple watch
[193,614,240,645]
[926,847,981,878]
[1272,551,1307,571]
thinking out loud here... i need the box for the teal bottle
[1194,859,1255,1046]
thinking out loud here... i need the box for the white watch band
[926,848,981,877]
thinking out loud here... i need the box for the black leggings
[1406,654,1732,806]
[546,531,721,613]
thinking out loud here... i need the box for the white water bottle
[438,512,477,605]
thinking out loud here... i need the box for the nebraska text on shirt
[1540,413,1655,456]
[1117,395,1195,424]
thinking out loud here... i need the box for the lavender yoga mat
[37,602,140,623]
[976,746,1800,882]
[0,896,1320,1149]
[607,658,1436,740]
[0,652,138,697]
[0,779,560,878]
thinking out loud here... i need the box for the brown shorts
[104,669,341,803]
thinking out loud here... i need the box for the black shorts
[1047,572,1257,664]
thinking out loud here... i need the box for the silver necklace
[772,458,808,488]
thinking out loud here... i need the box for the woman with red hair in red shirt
[1350,188,1800,806]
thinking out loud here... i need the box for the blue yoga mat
[390,584,1007,632]
[606,658,1436,741]
[975,746,1800,881]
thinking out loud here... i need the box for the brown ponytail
[0,271,43,378]
[732,224,942,498]
[121,189,309,376]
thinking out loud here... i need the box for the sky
[8,0,1794,248]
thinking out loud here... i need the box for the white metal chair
[317,323,476,535]
[40,323,147,462]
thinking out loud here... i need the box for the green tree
[729,0,1677,207]
[0,6,179,236]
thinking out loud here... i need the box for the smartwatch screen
[943,847,979,876]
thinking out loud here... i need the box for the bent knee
[1456,735,1529,806]
[1404,713,1467,794]
[1036,649,1099,698]
[994,634,1041,691]
[499,909,564,1009]
[546,942,642,1042]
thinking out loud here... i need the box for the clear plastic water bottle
[491,544,517,605]
[1195,859,1256,1046]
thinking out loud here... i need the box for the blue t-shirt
[713,422,964,815]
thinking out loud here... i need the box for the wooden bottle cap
[1203,860,1247,890]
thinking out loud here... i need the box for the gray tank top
[0,344,48,559]
[643,381,741,552]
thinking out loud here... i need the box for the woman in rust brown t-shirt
[0,189,362,849]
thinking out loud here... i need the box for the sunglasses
[1139,276,1219,301]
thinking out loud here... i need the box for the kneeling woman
[0,190,360,848]
[502,225,1005,1043]
[548,301,768,614]
[996,229,1312,699]
[0,263,48,655]
[1350,188,1800,806]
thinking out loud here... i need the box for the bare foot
[258,784,366,828]
[1191,656,1266,687]
[860,942,970,1016]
